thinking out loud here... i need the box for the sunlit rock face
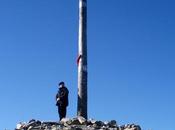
[15,117,141,130]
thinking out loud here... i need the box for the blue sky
[0,0,175,130]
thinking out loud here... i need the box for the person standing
[56,81,69,121]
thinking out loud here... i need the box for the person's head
[58,81,65,88]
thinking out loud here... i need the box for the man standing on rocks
[56,81,69,121]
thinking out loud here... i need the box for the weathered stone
[43,121,60,126]
[78,116,87,125]
[92,124,101,129]
[75,128,83,130]
[95,121,104,127]
[71,118,81,125]
[15,118,141,130]
[123,125,141,130]
[108,120,117,128]
[135,125,141,130]
[60,118,72,126]
[63,126,71,130]
[104,121,109,126]
[51,126,58,130]
[86,120,93,126]
[89,119,96,124]
[16,122,27,130]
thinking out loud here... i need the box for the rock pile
[15,117,141,130]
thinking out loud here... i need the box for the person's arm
[56,93,60,101]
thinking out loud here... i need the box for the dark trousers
[58,105,67,121]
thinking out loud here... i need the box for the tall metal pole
[77,0,88,119]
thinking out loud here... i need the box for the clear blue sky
[0,0,175,130]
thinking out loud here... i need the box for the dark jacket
[56,86,69,107]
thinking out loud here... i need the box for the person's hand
[56,98,60,106]
[57,98,60,101]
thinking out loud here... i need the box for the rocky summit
[15,117,141,130]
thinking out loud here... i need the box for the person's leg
[58,106,67,120]
[62,106,67,118]
[58,106,63,121]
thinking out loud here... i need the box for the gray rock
[71,118,81,125]
[15,118,141,130]
[75,128,83,130]
[86,120,93,126]
[104,121,109,126]
[89,119,96,124]
[16,122,26,130]
[92,124,101,129]
[108,120,117,128]
[95,121,104,127]
[63,127,72,130]
[62,118,73,126]
[123,125,141,130]
[77,116,87,125]
[135,125,141,130]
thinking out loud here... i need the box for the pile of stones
[15,117,141,130]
